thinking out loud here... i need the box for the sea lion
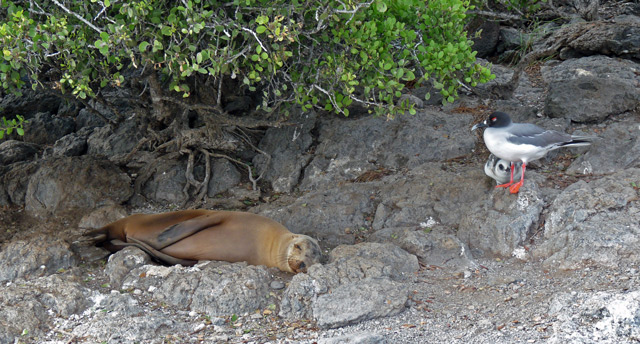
[89,209,323,273]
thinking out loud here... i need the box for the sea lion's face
[286,235,323,273]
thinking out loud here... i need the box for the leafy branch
[0,115,26,140]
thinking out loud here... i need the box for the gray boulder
[0,237,77,282]
[533,169,640,269]
[141,157,188,204]
[279,242,418,325]
[258,182,378,246]
[206,158,242,197]
[313,278,409,329]
[140,156,241,204]
[0,90,61,120]
[22,112,75,145]
[370,226,477,271]
[567,116,640,174]
[559,21,640,61]
[24,156,132,216]
[87,118,143,157]
[542,56,640,122]
[50,132,87,156]
[371,163,488,230]
[67,291,186,344]
[253,110,316,193]
[121,261,274,316]
[75,107,107,130]
[0,140,39,165]
[548,291,640,344]
[0,161,39,206]
[458,180,545,257]
[77,204,128,230]
[0,274,89,344]
[300,110,475,191]
[104,246,153,287]
[497,27,532,54]
[468,18,500,58]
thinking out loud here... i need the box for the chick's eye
[295,244,302,250]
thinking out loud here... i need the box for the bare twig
[242,27,269,53]
[51,0,103,33]
[28,0,50,15]
[334,0,374,24]
[312,84,345,115]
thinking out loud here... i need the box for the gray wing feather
[507,123,580,148]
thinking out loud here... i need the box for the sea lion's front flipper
[109,238,198,266]
[146,213,225,249]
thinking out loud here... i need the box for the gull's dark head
[471,111,513,131]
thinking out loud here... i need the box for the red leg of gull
[509,163,526,194]
[495,162,515,188]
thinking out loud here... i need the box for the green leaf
[138,41,150,52]
[256,26,267,34]
[256,15,269,25]
[16,127,24,136]
[376,0,388,12]
[152,40,163,52]
[161,26,172,36]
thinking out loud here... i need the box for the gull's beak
[471,121,487,131]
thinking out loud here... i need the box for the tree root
[179,142,271,208]
[121,82,282,206]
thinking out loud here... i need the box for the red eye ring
[491,117,497,121]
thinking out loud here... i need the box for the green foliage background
[0,0,494,119]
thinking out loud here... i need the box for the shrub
[0,0,493,120]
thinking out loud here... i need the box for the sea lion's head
[285,234,323,273]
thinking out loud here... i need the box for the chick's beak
[471,121,487,131]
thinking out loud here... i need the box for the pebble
[270,280,285,290]
[207,335,229,342]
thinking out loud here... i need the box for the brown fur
[93,210,322,273]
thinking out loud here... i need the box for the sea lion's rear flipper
[146,213,226,249]
[78,227,109,245]
[107,238,198,266]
